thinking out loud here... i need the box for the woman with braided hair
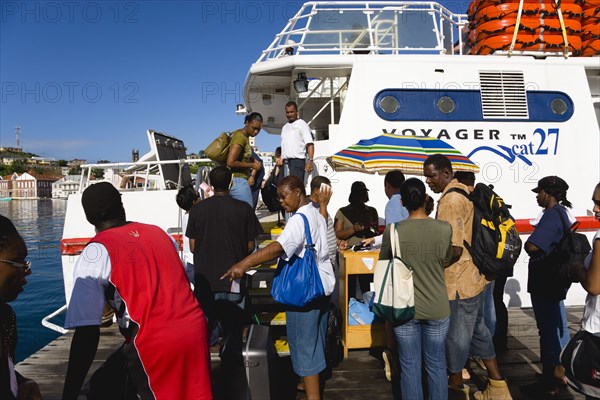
[0,215,41,400]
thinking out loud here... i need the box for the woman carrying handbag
[226,112,263,207]
[377,178,453,400]
[222,175,335,400]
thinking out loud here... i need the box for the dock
[17,307,586,400]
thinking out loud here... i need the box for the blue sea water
[0,199,66,362]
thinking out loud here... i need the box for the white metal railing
[41,305,68,334]
[257,1,468,62]
[76,158,213,193]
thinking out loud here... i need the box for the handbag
[560,329,600,398]
[271,213,325,307]
[204,131,231,163]
[372,223,415,323]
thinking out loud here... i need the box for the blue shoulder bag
[271,213,325,307]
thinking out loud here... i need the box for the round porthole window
[551,98,568,115]
[437,96,455,114]
[380,95,399,114]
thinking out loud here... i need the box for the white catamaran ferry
[54,1,599,332]
[239,1,600,308]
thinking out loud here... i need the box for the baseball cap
[532,176,569,194]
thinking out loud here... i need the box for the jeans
[230,177,253,207]
[284,158,306,182]
[393,318,450,400]
[484,281,496,336]
[446,291,496,374]
[531,294,570,368]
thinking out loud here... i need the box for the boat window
[303,9,372,53]
[380,96,400,114]
[442,16,453,54]
[372,9,438,50]
[301,8,442,53]
[550,98,568,115]
[437,96,456,114]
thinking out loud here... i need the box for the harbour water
[0,199,66,362]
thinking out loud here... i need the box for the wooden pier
[17,307,586,400]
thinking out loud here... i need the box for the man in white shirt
[281,101,314,182]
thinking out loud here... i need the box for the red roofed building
[0,174,16,198]
[12,171,61,199]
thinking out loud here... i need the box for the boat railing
[41,305,68,334]
[76,158,213,193]
[257,1,468,61]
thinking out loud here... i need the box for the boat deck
[17,307,586,400]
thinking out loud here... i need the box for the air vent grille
[479,71,528,119]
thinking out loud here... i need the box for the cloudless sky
[1,0,468,162]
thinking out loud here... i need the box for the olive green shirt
[380,219,453,320]
[229,130,252,178]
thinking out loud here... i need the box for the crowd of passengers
[0,105,598,400]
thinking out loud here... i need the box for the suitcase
[220,324,278,399]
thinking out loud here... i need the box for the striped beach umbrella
[327,134,479,175]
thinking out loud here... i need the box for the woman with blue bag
[222,175,335,400]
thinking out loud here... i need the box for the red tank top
[93,222,211,400]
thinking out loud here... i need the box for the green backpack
[204,132,231,163]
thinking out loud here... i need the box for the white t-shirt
[181,212,194,265]
[276,203,335,295]
[64,242,112,329]
[281,119,313,159]
[582,229,600,335]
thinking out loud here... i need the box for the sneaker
[474,378,512,400]
[519,380,558,399]
[382,348,393,382]
[448,384,470,400]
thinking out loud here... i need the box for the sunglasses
[0,259,31,273]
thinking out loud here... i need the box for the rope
[508,0,526,56]
[554,0,570,58]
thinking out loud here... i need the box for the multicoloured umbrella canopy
[327,134,479,175]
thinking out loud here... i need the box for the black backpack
[561,330,600,398]
[448,183,522,279]
[549,210,591,284]
[260,168,282,213]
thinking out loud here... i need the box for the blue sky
[1,0,468,162]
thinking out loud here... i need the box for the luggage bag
[220,324,278,399]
